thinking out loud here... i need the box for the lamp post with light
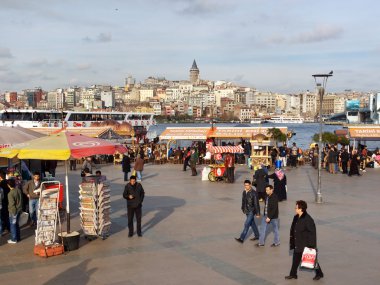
[312,71,333,204]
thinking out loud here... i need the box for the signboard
[348,127,380,139]
[208,127,287,139]
[346,100,360,111]
[159,127,211,140]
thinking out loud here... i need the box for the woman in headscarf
[268,168,287,201]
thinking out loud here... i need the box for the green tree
[312,132,349,146]
[267,128,287,146]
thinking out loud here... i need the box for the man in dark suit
[285,200,324,281]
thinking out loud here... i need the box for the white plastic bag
[300,247,317,269]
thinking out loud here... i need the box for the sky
[1,0,380,93]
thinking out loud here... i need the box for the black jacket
[241,188,260,215]
[289,211,317,253]
[123,182,145,208]
[253,168,267,193]
[122,156,131,173]
[264,193,279,219]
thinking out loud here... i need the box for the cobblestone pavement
[0,163,379,285]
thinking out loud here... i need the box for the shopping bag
[300,247,317,269]
[131,169,136,176]
[19,212,29,227]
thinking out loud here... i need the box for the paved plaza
[0,162,379,285]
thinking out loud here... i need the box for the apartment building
[139,88,155,102]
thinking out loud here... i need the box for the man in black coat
[235,180,260,243]
[121,153,131,182]
[285,200,324,281]
[123,175,145,237]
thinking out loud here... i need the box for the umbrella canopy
[0,126,45,148]
[0,130,127,159]
[0,130,127,233]
[209,145,244,154]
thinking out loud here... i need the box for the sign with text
[348,127,380,139]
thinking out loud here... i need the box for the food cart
[207,127,287,169]
[207,145,244,182]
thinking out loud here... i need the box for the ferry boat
[250,117,265,124]
[268,116,304,124]
[0,109,155,134]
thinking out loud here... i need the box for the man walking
[339,146,349,174]
[123,175,145,237]
[285,200,324,281]
[235,180,260,243]
[121,152,131,182]
[189,148,198,176]
[256,185,280,247]
[23,172,41,227]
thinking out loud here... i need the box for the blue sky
[1,0,379,93]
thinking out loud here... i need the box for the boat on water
[0,109,155,135]
[268,116,304,124]
[250,117,266,124]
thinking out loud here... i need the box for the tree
[267,128,287,146]
[312,132,349,146]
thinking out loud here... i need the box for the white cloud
[291,25,344,44]
[83,32,112,43]
[0,47,13,58]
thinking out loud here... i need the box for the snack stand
[207,145,244,182]
[207,127,287,168]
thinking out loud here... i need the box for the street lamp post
[312,72,333,204]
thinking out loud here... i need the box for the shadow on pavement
[43,259,96,285]
[110,196,186,235]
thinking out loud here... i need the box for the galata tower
[189,59,199,84]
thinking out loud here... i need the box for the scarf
[275,169,285,181]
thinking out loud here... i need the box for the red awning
[209,145,244,154]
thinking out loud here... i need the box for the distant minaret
[189,59,199,84]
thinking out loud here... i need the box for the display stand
[79,177,111,240]
[34,181,64,257]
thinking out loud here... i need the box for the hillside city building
[1,60,379,124]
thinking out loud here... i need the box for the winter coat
[123,182,145,208]
[8,187,23,216]
[253,168,267,193]
[264,193,279,220]
[134,157,144,171]
[241,188,260,215]
[23,180,41,200]
[122,155,131,173]
[289,211,317,253]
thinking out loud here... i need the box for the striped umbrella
[0,130,127,232]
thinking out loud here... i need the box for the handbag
[300,247,317,269]
[19,212,29,227]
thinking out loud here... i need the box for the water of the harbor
[148,123,379,150]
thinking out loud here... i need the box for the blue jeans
[29,199,39,223]
[9,213,20,242]
[259,216,280,245]
[136,171,142,181]
[124,171,129,182]
[239,212,260,240]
